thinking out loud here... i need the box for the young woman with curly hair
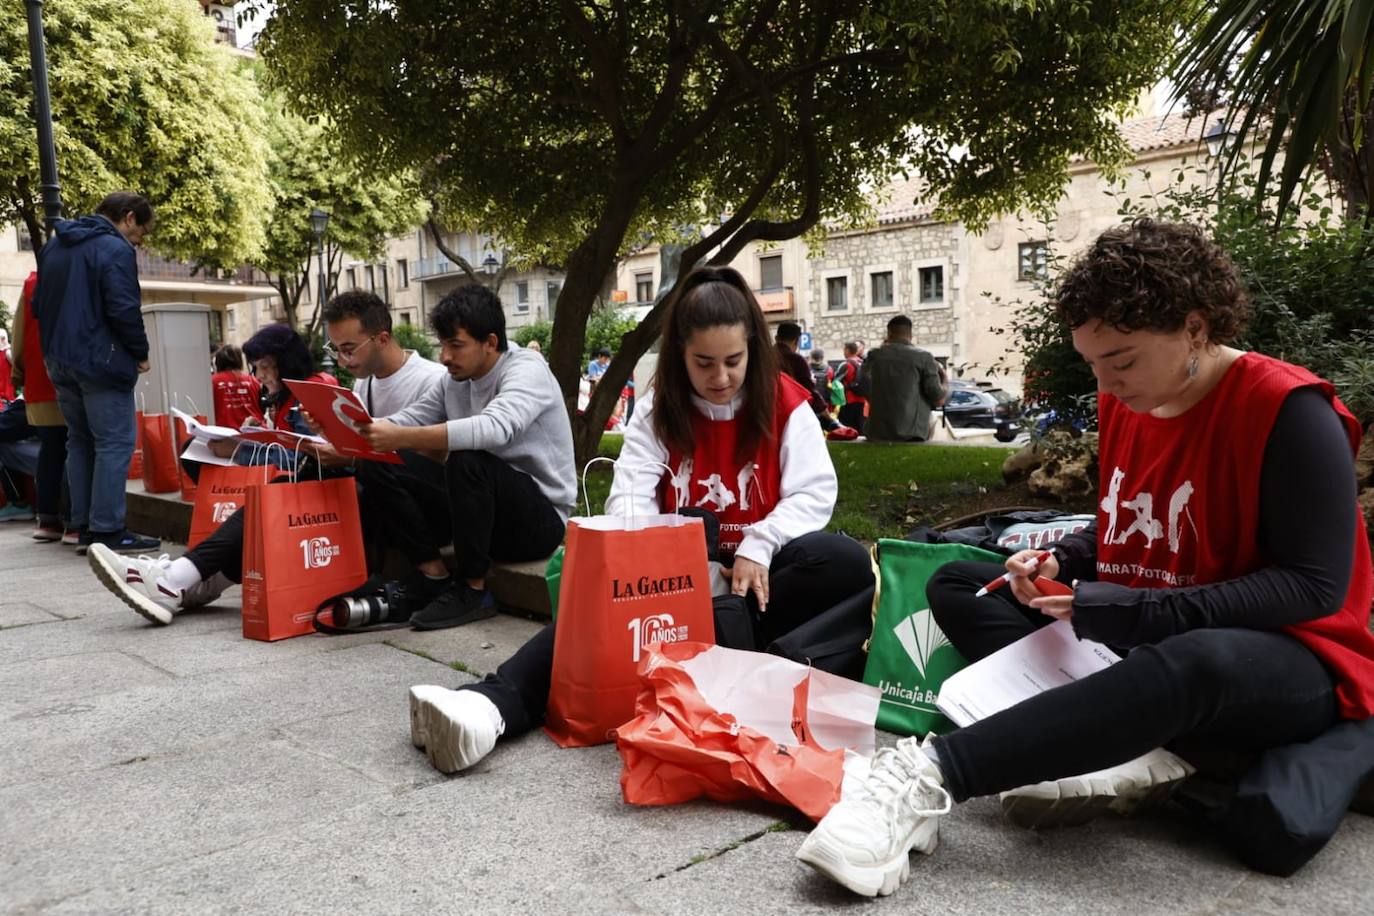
[800,218,1374,896]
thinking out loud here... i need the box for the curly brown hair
[1053,218,1249,343]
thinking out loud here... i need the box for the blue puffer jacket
[33,216,149,389]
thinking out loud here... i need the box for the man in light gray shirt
[361,285,575,629]
[861,314,948,442]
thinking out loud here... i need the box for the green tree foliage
[0,0,271,264]
[513,320,553,353]
[1172,1,1374,221]
[1006,160,1374,430]
[391,323,436,361]
[252,92,426,341]
[253,0,1190,462]
[583,307,639,365]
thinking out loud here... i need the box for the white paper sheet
[935,620,1118,728]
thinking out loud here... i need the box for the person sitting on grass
[797,218,1374,897]
[405,265,874,775]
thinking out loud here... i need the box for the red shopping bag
[140,412,180,493]
[240,475,367,641]
[544,513,714,747]
[173,410,208,501]
[615,641,881,822]
[187,464,266,548]
[128,411,144,480]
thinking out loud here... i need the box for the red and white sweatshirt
[606,374,837,569]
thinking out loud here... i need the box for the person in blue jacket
[32,191,159,554]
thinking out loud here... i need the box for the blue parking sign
[798,331,812,351]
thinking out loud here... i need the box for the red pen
[975,550,1055,598]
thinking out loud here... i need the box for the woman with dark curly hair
[799,218,1374,896]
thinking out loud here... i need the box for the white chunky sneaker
[999,747,1196,829]
[409,686,504,773]
[796,736,952,897]
[88,544,182,625]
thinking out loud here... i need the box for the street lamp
[310,208,330,315]
[481,251,499,277]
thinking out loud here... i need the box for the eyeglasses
[324,335,377,362]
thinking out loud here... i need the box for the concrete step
[126,479,553,619]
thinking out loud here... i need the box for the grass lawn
[582,435,1020,543]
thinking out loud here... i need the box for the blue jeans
[47,362,135,534]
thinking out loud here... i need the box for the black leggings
[926,561,1339,802]
[462,531,873,736]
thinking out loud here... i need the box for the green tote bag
[862,539,1007,737]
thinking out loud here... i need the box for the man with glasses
[33,191,160,554]
[318,292,451,609]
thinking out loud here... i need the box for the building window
[227,310,237,332]
[826,276,848,312]
[635,271,654,303]
[379,265,390,301]
[546,280,562,317]
[759,255,783,290]
[365,265,376,292]
[918,266,944,304]
[516,280,530,313]
[397,259,409,288]
[346,267,357,289]
[16,224,34,252]
[870,271,894,310]
[1018,242,1049,281]
[400,311,414,325]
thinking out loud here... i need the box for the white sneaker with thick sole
[87,544,182,625]
[999,747,1195,829]
[796,736,952,897]
[408,686,504,773]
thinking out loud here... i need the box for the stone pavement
[1,521,1371,914]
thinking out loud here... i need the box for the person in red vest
[8,272,71,542]
[800,218,1374,896]
[405,264,873,774]
[210,344,263,430]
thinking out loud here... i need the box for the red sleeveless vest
[661,374,811,559]
[1096,352,1374,718]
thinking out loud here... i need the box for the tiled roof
[864,112,1216,228]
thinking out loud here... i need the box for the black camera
[329,579,409,629]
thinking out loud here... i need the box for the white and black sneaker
[999,747,1195,829]
[797,737,952,897]
[87,544,184,625]
[407,686,504,773]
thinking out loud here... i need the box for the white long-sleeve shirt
[606,386,837,568]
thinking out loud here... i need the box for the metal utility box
[135,302,214,417]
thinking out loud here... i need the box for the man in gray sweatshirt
[360,284,575,629]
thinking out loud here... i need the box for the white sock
[165,557,204,592]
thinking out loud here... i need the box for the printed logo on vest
[1100,466,1196,552]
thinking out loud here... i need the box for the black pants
[925,561,1339,802]
[355,450,450,566]
[445,450,565,582]
[838,402,865,434]
[463,530,873,736]
[35,426,68,520]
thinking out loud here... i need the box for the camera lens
[332,594,388,629]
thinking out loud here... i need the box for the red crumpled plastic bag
[614,641,880,822]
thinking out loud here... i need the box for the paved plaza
[1,520,1371,914]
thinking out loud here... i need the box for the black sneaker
[410,583,497,630]
[82,530,161,556]
[398,571,453,618]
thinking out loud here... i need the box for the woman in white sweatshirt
[407,265,873,774]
